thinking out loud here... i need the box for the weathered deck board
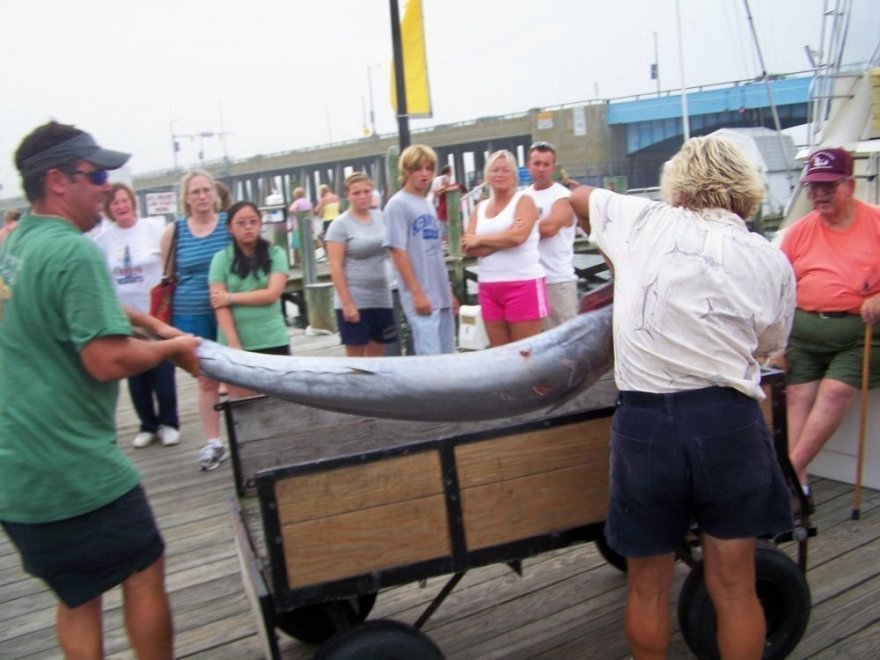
[3,326,880,658]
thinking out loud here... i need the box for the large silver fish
[197,304,613,422]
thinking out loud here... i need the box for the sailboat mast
[742,0,797,193]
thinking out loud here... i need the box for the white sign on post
[145,191,178,216]
[573,106,587,136]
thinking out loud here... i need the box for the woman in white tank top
[462,150,547,346]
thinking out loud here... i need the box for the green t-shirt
[0,215,140,523]
[208,243,290,350]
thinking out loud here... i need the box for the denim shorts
[336,307,398,346]
[605,387,793,557]
[1,485,165,607]
[401,306,456,355]
[172,312,218,341]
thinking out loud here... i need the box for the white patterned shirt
[589,189,795,399]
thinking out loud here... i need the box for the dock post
[296,210,318,286]
[296,210,336,332]
[446,188,465,302]
[304,282,338,333]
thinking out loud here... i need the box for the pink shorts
[478,278,549,322]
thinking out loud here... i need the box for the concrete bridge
[0,75,811,213]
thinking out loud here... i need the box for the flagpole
[389,0,411,150]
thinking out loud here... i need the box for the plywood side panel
[275,450,443,525]
[461,464,609,550]
[455,418,612,489]
[283,494,451,588]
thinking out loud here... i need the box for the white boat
[779,2,880,232]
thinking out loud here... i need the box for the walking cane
[852,322,874,520]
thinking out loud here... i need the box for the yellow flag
[391,0,433,118]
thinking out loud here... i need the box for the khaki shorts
[542,280,578,330]
[787,309,880,388]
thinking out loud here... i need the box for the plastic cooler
[458,304,489,350]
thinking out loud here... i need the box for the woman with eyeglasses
[95,183,181,450]
[461,149,547,347]
[325,172,397,357]
[209,201,290,396]
[160,169,231,471]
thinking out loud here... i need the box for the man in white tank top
[525,141,577,329]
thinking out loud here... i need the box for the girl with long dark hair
[209,201,290,397]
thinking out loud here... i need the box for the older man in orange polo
[780,147,880,508]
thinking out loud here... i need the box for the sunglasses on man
[66,169,110,186]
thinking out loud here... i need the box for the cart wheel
[594,525,627,572]
[677,543,810,659]
[314,619,444,660]
[275,592,377,645]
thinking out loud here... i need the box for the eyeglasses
[529,141,556,153]
[806,178,851,194]
[70,169,109,185]
[231,218,260,228]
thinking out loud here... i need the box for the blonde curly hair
[660,135,763,220]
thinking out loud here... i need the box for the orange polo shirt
[780,199,880,313]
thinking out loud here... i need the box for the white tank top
[475,191,545,282]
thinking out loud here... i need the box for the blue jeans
[127,360,178,432]
[402,307,456,355]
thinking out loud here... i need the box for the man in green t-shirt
[0,121,201,658]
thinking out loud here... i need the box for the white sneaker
[132,431,156,448]
[158,425,180,446]
[198,439,228,471]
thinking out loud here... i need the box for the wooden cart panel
[277,450,451,588]
[227,370,789,614]
[276,450,445,524]
[457,418,611,549]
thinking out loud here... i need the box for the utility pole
[743,0,796,193]
[169,122,179,174]
[649,30,661,94]
[367,63,381,138]
[360,95,368,135]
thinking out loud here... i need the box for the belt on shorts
[800,309,850,319]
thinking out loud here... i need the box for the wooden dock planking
[3,325,880,658]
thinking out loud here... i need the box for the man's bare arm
[81,335,201,382]
[538,198,574,238]
[568,185,596,236]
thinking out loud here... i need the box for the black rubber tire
[314,619,445,660]
[595,525,628,572]
[677,543,811,659]
[275,592,378,645]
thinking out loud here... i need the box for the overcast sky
[1,0,877,199]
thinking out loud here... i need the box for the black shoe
[792,490,815,518]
